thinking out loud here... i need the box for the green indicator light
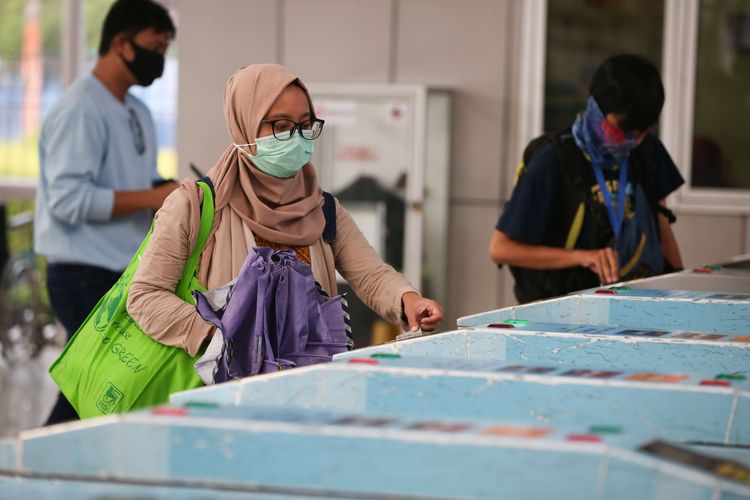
[588,425,623,435]
[608,286,631,291]
[184,401,220,409]
[716,373,747,381]
[504,319,529,326]
[371,353,401,359]
[705,265,722,271]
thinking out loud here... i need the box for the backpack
[507,129,674,304]
[321,191,337,241]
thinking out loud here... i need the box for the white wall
[671,212,749,269]
[175,0,745,327]
[177,0,279,175]
[176,0,519,326]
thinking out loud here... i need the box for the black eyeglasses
[260,118,325,141]
[128,108,145,155]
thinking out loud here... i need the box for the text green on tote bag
[49,180,214,418]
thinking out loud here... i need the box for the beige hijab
[183,64,324,286]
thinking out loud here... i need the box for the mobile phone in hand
[190,163,205,178]
[152,178,175,187]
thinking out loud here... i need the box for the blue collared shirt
[34,74,160,271]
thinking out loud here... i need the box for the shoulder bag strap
[174,180,215,300]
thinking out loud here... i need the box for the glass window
[0,0,178,182]
[691,0,750,190]
[0,0,62,180]
[544,0,665,133]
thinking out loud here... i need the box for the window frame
[662,0,750,215]
[515,0,750,215]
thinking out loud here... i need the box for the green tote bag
[49,180,214,418]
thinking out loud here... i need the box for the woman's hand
[401,292,443,332]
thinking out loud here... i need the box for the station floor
[0,346,60,438]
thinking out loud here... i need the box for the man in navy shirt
[35,0,177,424]
[489,54,684,303]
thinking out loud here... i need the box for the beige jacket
[127,188,416,356]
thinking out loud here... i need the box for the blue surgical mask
[234,133,313,178]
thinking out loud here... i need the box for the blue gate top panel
[457,290,750,333]
[494,320,750,342]
[7,405,750,499]
[170,356,750,444]
[0,439,14,469]
[0,475,314,500]
[334,323,750,373]
[579,289,750,300]
[626,270,750,293]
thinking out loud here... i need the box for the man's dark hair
[98,0,176,56]
[589,54,665,131]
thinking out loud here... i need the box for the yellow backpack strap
[554,130,589,251]
[619,233,647,277]
[564,202,585,250]
[512,161,526,188]
[515,131,586,251]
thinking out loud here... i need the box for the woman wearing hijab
[127,64,443,356]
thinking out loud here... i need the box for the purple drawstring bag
[194,247,350,383]
[194,248,273,382]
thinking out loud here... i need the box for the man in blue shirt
[34,0,177,424]
[489,54,684,304]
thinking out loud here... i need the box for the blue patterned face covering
[572,96,647,241]
[572,96,644,169]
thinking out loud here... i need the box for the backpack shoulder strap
[553,129,589,190]
[507,130,597,303]
[513,133,553,188]
[322,191,337,242]
[509,129,588,250]
[198,176,215,202]
[522,134,553,170]
[550,129,589,249]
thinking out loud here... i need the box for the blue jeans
[45,263,122,425]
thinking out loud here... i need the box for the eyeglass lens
[270,119,323,140]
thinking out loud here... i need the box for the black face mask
[121,40,164,86]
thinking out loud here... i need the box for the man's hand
[150,181,179,210]
[401,292,443,332]
[113,181,179,218]
[576,247,619,284]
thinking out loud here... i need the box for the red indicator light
[567,434,602,443]
[700,379,731,387]
[348,358,379,365]
[152,406,188,417]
